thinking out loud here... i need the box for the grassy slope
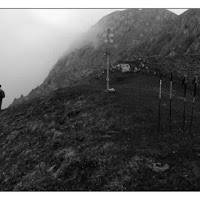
[1,70,200,191]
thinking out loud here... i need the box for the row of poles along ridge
[158,73,198,136]
[103,28,198,136]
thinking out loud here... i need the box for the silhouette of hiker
[0,85,5,111]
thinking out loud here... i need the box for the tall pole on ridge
[106,49,110,91]
[104,28,114,91]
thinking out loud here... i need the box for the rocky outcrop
[137,9,200,56]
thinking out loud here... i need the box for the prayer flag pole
[169,73,173,133]
[158,74,162,133]
[189,76,198,137]
[182,74,187,132]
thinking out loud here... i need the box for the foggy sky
[0,9,186,109]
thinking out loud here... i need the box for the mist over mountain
[0,9,119,109]
[11,8,200,106]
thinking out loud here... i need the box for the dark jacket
[0,88,5,99]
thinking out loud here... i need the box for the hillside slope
[1,70,200,191]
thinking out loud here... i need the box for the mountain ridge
[11,8,200,106]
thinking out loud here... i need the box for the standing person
[0,85,5,111]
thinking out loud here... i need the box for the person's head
[0,85,1,88]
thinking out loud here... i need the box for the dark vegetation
[1,67,200,191]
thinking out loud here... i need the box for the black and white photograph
[1,0,200,195]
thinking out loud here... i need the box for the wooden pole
[169,73,173,133]
[104,28,114,91]
[158,74,162,133]
[182,74,187,133]
[106,51,110,91]
[189,76,197,137]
